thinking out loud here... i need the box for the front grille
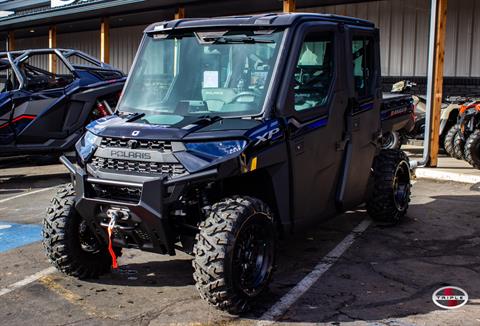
[91,157,187,177]
[100,137,173,152]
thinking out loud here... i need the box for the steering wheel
[230,91,260,103]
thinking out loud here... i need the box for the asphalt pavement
[0,159,479,325]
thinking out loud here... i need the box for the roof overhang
[0,0,371,33]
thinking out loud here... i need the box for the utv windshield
[117,29,284,121]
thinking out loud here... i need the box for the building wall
[15,36,49,70]
[12,0,480,78]
[57,30,100,59]
[305,0,480,78]
[110,25,145,73]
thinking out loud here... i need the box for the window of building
[294,33,334,112]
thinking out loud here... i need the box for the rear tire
[367,149,411,224]
[381,131,401,150]
[42,184,120,279]
[453,132,466,160]
[444,124,459,158]
[192,196,276,314]
[464,129,480,169]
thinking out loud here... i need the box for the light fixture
[29,29,35,33]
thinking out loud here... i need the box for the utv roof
[145,12,375,33]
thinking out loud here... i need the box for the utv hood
[86,114,262,141]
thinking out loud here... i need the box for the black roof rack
[145,12,375,33]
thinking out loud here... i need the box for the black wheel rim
[78,220,101,254]
[232,215,274,297]
[393,161,410,212]
[382,133,395,149]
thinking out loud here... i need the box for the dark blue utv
[43,13,413,314]
[0,49,125,156]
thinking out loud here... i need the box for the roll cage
[0,49,121,90]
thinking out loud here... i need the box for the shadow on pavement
[249,193,480,323]
[85,259,195,288]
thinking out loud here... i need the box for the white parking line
[257,219,372,325]
[0,187,57,204]
[0,267,56,297]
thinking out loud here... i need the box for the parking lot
[1,157,480,325]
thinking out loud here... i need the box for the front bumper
[61,156,217,255]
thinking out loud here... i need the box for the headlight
[75,131,100,163]
[185,140,247,160]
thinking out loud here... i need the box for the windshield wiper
[117,111,146,122]
[206,36,274,44]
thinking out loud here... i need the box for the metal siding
[15,36,49,71]
[401,0,417,76]
[455,0,474,77]
[111,25,145,74]
[302,0,436,76]
[15,35,49,50]
[471,0,480,77]
[378,0,392,76]
[57,30,100,60]
[444,0,458,76]
[414,0,429,76]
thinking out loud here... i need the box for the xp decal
[247,120,283,146]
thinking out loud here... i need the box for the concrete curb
[414,168,480,184]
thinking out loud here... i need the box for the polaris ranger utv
[43,13,412,313]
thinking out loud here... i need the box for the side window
[352,37,374,99]
[294,33,334,112]
[19,53,74,92]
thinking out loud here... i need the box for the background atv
[391,80,463,150]
[444,100,480,161]
[42,13,412,314]
[0,49,125,156]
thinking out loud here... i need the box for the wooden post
[283,0,296,13]
[48,26,57,74]
[428,0,447,167]
[7,31,14,51]
[100,17,110,64]
[175,7,185,20]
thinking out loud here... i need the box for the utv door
[337,27,382,209]
[280,22,348,224]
